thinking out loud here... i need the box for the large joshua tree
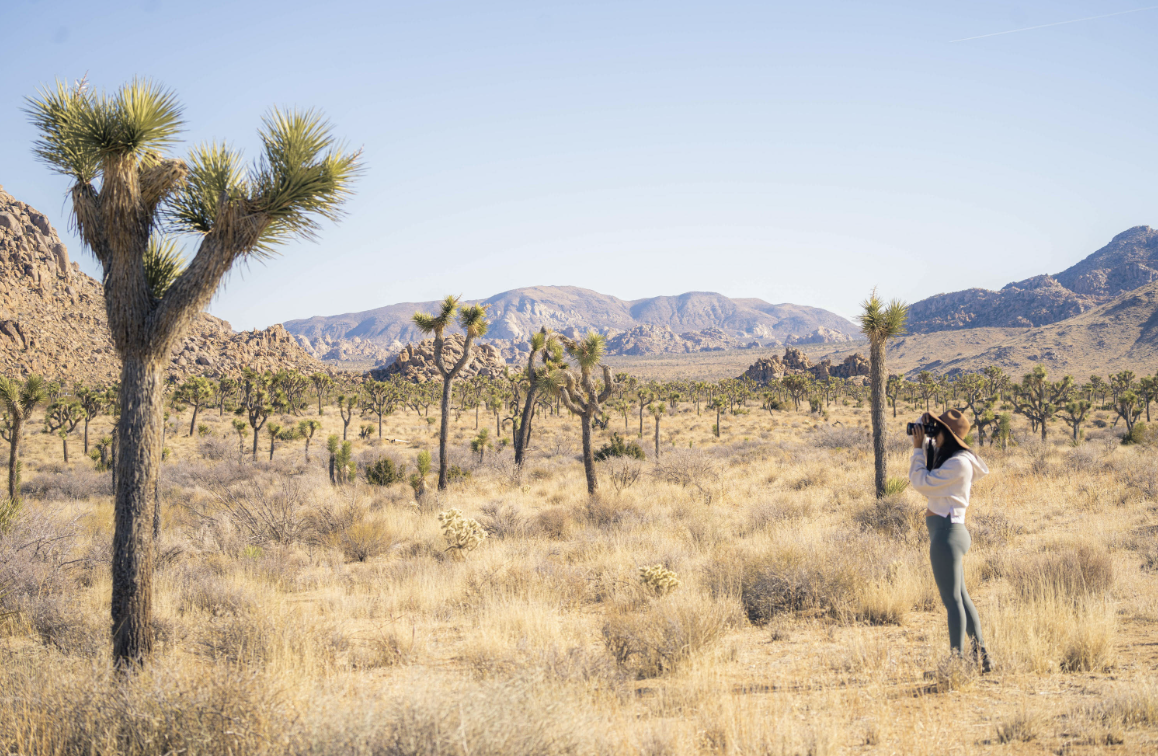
[557,333,615,495]
[26,79,360,664]
[513,327,564,467]
[858,289,908,499]
[412,296,489,490]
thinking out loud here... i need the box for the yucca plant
[557,332,616,495]
[858,288,908,499]
[412,296,489,490]
[25,78,361,664]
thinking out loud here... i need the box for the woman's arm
[909,451,971,497]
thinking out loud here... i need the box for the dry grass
[1,399,1157,753]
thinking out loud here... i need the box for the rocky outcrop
[603,324,764,356]
[370,334,508,383]
[908,227,1158,334]
[739,349,869,384]
[0,186,328,383]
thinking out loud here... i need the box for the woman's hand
[911,416,925,449]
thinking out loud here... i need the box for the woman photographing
[909,409,991,672]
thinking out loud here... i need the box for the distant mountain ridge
[907,226,1158,333]
[284,286,860,363]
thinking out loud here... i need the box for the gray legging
[926,517,985,654]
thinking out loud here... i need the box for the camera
[906,421,940,437]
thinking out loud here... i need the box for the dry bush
[994,709,1040,744]
[987,593,1117,673]
[335,518,397,562]
[531,507,572,539]
[479,501,531,539]
[601,595,739,678]
[927,653,978,693]
[652,448,722,503]
[969,510,1022,549]
[740,532,916,625]
[581,495,638,529]
[198,435,235,461]
[853,493,923,542]
[1002,543,1114,603]
[0,659,291,755]
[810,424,869,450]
[22,469,111,501]
[203,475,315,545]
[173,564,256,617]
[601,456,644,494]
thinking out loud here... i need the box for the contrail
[950,4,1158,42]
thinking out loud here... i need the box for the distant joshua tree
[557,333,615,495]
[412,296,489,491]
[648,402,666,459]
[178,376,214,437]
[858,288,907,499]
[310,372,333,415]
[25,78,360,664]
[514,328,564,467]
[0,376,46,502]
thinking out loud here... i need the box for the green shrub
[197,424,211,437]
[1123,421,1147,446]
[594,432,646,461]
[366,457,406,486]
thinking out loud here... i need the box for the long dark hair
[928,425,966,470]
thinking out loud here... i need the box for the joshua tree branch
[140,159,188,218]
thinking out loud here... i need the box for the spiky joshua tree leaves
[412,296,489,490]
[25,78,361,665]
[557,332,616,495]
[858,288,908,499]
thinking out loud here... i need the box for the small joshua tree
[639,565,681,597]
[44,396,84,463]
[231,418,249,455]
[437,508,487,556]
[412,296,489,490]
[297,419,321,461]
[557,333,615,495]
[310,372,333,416]
[470,427,492,463]
[858,288,908,499]
[0,375,46,502]
[337,393,358,441]
[326,434,354,485]
[648,402,666,459]
[409,449,432,501]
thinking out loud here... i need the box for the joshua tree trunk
[437,379,454,489]
[188,404,199,437]
[111,356,164,665]
[581,412,597,494]
[869,338,888,498]
[654,416,661,458]
[514,389,538,466]
[6,426,21,500]
[84,416,91,454]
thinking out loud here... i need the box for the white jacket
[909,447,989,523]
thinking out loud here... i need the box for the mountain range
[284,286,861,364]
[906,226,1158,333]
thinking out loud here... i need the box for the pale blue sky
[1,1,1155,329]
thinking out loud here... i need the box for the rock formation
[0,186,328,383]
[369,334,509,383]
[740,349,869,384]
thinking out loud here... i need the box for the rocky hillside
[0,186,328,383]
[285,286,858,366]
[907,226,1158,333]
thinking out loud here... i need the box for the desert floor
[2,394,1156,755]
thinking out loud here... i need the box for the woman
[909,409,991,671]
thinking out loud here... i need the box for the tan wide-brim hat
[928,409,971,450]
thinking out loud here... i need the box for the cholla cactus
[437,509,487,554]
[639,564,681,597]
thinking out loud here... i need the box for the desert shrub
[437,509,487,555]
[22,469,112,501]
[970,510,1023,548]
[638,565,680,597]
[1002,543,1114,603]
[740,532,913,625]
[1122,421,1148,445]
[883,476,909,496]
[173,565,256,617]
[929,653,977,693]
[581,496,638,529]
[197,424,212,437]
[533,507,572,539]
[479,502,530,539]
[0,498,20,534]
[359,424,374,440]
[653,447,722,503]
[593,433,645,461]
[853,493,923,541]
[197,434,233,461]
[447,464,472,483]
[334,519,397,562]
[987,593,1117,674]
[994,710,1040,744]
[206,476,313,545]
[601,456,644,494]
[365,455,407,486]
[601,596,738,678]
[811,424,869,450]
